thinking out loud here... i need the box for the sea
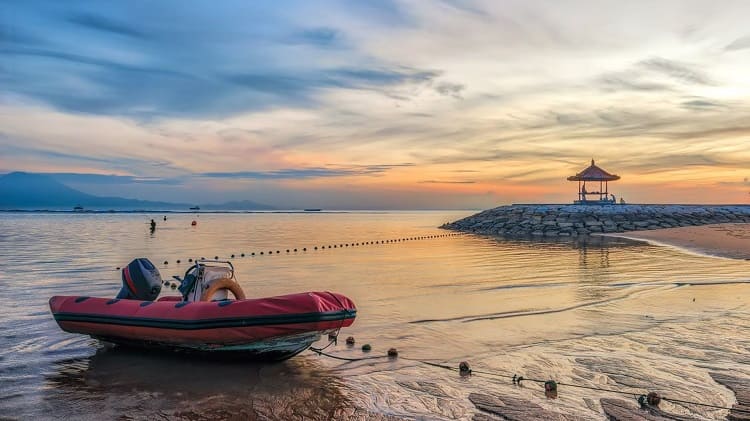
[0,211,748,420]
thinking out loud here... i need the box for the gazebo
[567,159,620,204]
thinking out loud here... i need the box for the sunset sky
[2,0,750,209]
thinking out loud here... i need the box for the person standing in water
[163,216,167,221]
[150,219,156,232]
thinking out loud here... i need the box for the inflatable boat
[49,259,356,360]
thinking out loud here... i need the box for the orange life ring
[200,278,246,301]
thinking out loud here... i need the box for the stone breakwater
[441,204,750,237]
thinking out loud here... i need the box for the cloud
[419,180,475,184]
[681,99,724,110]
[1,48,187,77]
[0,3,440,118]
[68,14,148,39]
[50,173,182,186]
[434,81,465,98]
[598,75,673,92]
[198,164,414,180]
[638,57,713,85]
[725,35,750,51]
[289,27,342,47]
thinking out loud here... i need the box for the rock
[441,204,750,238]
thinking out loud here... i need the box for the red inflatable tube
[49,291,356,359]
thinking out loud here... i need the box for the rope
[661,397,750,413]
[308,347,386,362]
[312,351,750,415]
[116,232,464,271]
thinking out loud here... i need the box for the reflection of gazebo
[567,159,620,204]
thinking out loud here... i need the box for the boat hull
[50,291,356,360]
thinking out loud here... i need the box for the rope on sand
[309,343,750,415]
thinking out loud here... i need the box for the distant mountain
[0,172,274,210]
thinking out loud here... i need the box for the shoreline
[600,223,750,261]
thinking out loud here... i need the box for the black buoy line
[308,338,750,416]
[116,233,464,270]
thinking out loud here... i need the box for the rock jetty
[442,204,750,237]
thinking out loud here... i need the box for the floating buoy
[362,344,371,352]
[231,254,235,258]
[387,348,398,358]
[544,380,558,399]
[191,220,197,226]
[459,361,472,376]
[260,252,264,255]
[251,252,255,256]
[176,259,181,264]
[188,259,193,262]
[170,283,177,290]
[116,267,120,270]
[294,249,297,252]
[345,336,355,345]
[214,256,218,260]
[302,248,307,251]
[164,261,168,265]
[241,253,244,257]
[164,281,170,287]
[315,247,318,250]
[646,392,661,407]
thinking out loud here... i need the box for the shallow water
[0,212,748,420]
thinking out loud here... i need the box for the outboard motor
[116,258,162,300]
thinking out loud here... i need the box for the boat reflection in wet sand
[49,259,356,361]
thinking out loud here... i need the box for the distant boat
[189,206,200,211]
[304,208,322,212]
[73,205,84,212]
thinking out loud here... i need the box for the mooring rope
[309,346,750,415]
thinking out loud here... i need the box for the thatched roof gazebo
[567,159,620,204]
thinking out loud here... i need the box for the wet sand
[597,223,750,420]
[602,223,750,260]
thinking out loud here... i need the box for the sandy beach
[603,223,750,261]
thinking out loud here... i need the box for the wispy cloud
[638,57,714,86]
[68,14,149,39]
[50,173,182,185]
[419,180,475,184]
[199,164,414,180]
[725,35,750,51]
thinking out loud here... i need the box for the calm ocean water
[0,212,748,420]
